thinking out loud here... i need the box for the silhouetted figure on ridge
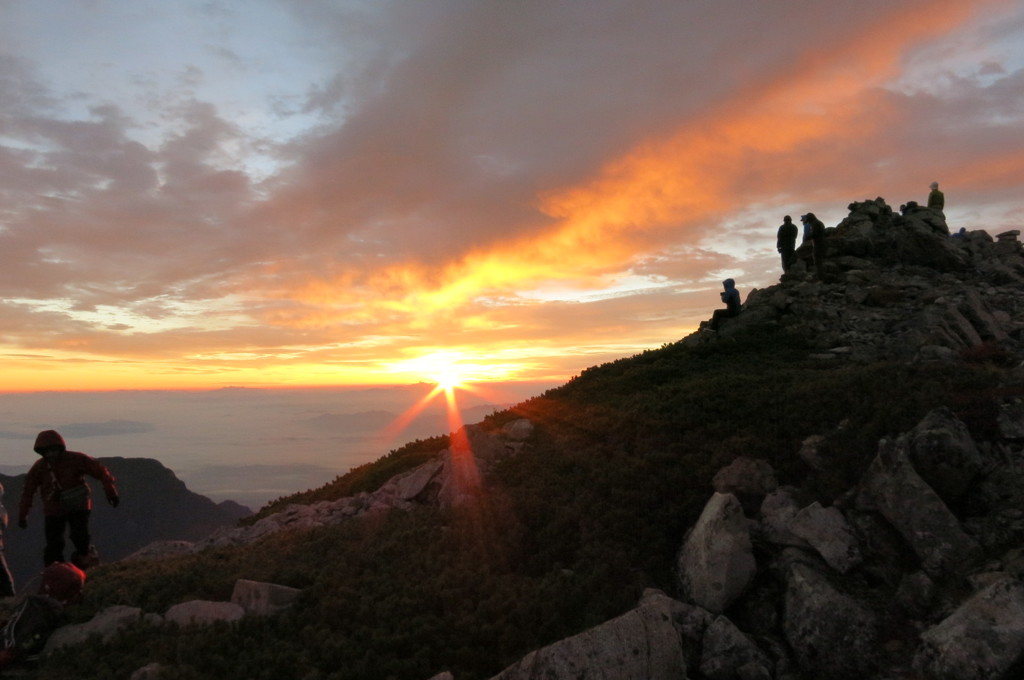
[709,278,742,330]
[776,215,799,272]
[801,213,827,280]
[928,181,945,213]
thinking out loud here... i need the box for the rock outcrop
[480,404,1024,680]
[125,419,535,559]
[694,198,1024,365]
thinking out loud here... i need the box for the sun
[423,353,472,393]
[390,351,471,391]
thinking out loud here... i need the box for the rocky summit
[694,197,1024,364]
[19,198,1024,680]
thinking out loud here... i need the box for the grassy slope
[37,325,1012,680]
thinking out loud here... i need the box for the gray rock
[906,407,983,503]
[164,600,245,626]
[677,492,757,613]
[783,563,878,680]
[894,571,935,617]
[997,398,1024,440]
[859,437,982,578]
[789,502,862,574]
[913,577,1024,680]
[797,435,828,472]
[502,418,534,441]
[758,487,811,548]
[487,590,690,680]
[712,456,778,496]
[130,663,166,680]
[699,615,772,680]
[45,605,160,653]
[392,459,444,501]
[230,579,301,617]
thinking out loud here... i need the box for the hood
[722,278,735,291]
[34,429,67,454]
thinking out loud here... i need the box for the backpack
[1,595,64,656]
[39,562,86,605]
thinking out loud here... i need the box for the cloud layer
[1,0,1022,389]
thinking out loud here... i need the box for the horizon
[1,1,1023,392]
[0,380,563,509]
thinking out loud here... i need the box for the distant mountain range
[1,457,250,588]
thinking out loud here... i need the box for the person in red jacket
[17,430,120,569]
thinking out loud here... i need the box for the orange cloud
[273,0,994,338]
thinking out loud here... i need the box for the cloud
[57,420,156,438]
[0,0,1021,388]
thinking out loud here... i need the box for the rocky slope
[25,199,1024,679]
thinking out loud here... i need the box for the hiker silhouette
[17,430,119,570]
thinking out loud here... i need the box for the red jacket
[18,430,118,520]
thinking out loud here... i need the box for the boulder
[859,437,982,578]
[502,418,534,441]
[905,408,983,503]
[164,600,245,626]
[997,398,1024,440]
[487,590,691,680]
[789,502,862,574]
[392,458,444,501]
[45,605,160,653]
[712,456,778,496]
[130,663,166,680]
[699,615,772,680]
[796,434,828,472]
[676,492,757,613]
[783,562,878,680]
[758,487,811,549]
[913,577,1024,680]
[230,579,302,616]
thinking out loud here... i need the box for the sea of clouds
[0,382,558,511]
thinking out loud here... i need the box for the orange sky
[1,0,1022,391]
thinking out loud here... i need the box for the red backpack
[39,562,86,605]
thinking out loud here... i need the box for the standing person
[0,483,14,597]
[776,215,799,272]
[927,181,944,212]
[709,278,742,330]
[17,430,119,569]
[802,213,827,280]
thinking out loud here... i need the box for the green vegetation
[36,325,1018,680]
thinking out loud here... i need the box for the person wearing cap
[17,430,119,569]
[927,181,944,212]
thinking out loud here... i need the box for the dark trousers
[43,511,91,566]
[780,246,795,271]
[710,308,738,330]
[0,537,13,597]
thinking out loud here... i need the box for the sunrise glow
[0,1,1020,392]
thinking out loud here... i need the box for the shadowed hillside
[23,199,1024,679]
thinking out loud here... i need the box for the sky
[1,0,1023,392]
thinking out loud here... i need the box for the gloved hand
[18,519,27,529]
[108,495,119,508]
